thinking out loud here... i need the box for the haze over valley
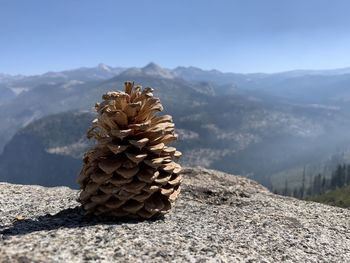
[1,62,350,191]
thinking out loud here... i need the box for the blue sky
[1,0,350,75]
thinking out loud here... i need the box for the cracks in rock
[182,186,251,207]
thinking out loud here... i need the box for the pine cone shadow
[0,206,164,237]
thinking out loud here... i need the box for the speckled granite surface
[0,167,349,262]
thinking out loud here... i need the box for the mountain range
[1,63,350,189]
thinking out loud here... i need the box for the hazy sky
[1,0,350,75]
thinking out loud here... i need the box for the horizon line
[2,62,350,77]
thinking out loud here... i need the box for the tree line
[275,164,350,199]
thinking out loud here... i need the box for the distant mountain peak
[142,62,174,78]
[97,63,112,72]
[0,73,11,78]
[142,62,161,70]
[0,73,26,83]
[120,62,175,79]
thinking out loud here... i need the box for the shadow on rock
[0,207,164,236]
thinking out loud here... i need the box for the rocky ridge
[0,167,349,262]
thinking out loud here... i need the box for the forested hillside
[2,64,350,190]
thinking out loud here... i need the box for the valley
[1,63,350,191]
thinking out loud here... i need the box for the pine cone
[77,82,182,219]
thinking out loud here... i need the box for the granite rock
[0,167,349,262]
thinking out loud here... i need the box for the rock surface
[0,167,349,262]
